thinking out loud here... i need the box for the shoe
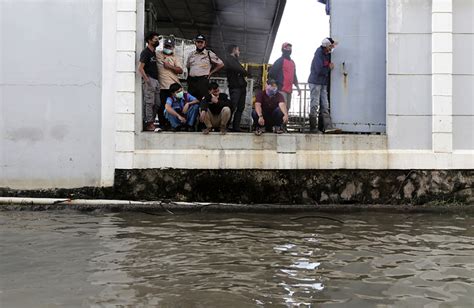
[324,128,342,134]
[232,127,242,132]
[273,126,284,134]
[202,127,211,135]
[154,127,162,133]
[144,122,156,131]
[254,127,264,136]
[220,127,227,135]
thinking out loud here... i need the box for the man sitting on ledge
[252,79,289,135]
[164,83,200,132]
[199,82,232,135]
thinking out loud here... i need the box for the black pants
[252,108,284,131]
[229,87,246,131]
[187,76,209,102]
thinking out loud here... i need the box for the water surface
[1,211,473,307]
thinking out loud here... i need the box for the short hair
[227,44,238,54]
[208,82,219,90]
[145,31,159,43]
[169,83,182,93]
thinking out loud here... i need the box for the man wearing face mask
[164,83,200,131]
[138,31,160,132]
[308,37,341,134]
[252,79,289,135]
[186,34,224,102]
[268,42,301,114]
[157,38,183,130]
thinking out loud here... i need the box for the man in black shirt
[199,82,232,134]
[225,44,248,132]
[138,31,160,132]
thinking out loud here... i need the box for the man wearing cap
[225,44,248,132]
[138,31,160,132]
[268,42,301,113]
[252,79,289,135]
[186,34,224,102]
[308,37,341,133]
[157,38,183,130]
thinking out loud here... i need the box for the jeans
[309,83,333,130]
[143,77,160,124]
[229,87,246,130]
[252,108,284,131]
[165,104,199,128]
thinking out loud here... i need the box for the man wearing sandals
[199,82,232,135]
[252,79,289,135]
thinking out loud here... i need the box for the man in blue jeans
[252,79,289,135]
[164,83,200,131]
[308,37,341,133]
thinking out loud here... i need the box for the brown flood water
[1,211,473,307]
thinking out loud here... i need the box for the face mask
[282,50,292,57]
[196,47,205,52]
[266,86,278,97]
[175,91,184,99]
[152,41,159,48]
[163,48,173,55]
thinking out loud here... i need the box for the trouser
[279,91,292,111]
[229,87,247,130]
[165,104,199,128]
[187,76,209,102]
[309,83,333,131]
[252,108,284,131]
[143,77,160,124]
[203,107,231,129]
[158,90,171,128]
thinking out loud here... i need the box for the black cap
[194,34,206,41]
[164,38,174,47]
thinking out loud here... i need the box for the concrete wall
[453,0,474,150]
[0,0,103,188]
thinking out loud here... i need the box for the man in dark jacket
[307,37,341,133]
[199,82,232,134]
[225,44,248,132]
[268,42,301,112]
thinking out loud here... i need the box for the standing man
[199,82,232,135]
[138,31,161,132]
[186,34,224,102]
[252,79,289,135]
[268,42,301,113]
[308,37,341,133]
[157,38,183,130]
[225,44,247,132]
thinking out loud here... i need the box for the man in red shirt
[268,42,301,113]
[252,79,289,135]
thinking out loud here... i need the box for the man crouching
[199,82,232,135]
[252,79,289,135]
[164,83,200,132]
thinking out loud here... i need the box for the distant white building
[1,0,473,189]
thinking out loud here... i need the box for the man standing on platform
[225,44,248,132]
[186,34,224,102]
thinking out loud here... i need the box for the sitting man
[164,83,200,131]
[199,82,232,134]
[252,79,289,135]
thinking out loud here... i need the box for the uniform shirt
[156,51,182,89]
[187,49,223,77]
[166,93,197,112]
[255,91,285,114]
[139,47,158,80]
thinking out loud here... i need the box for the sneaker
[202,127,211,135]
[144,122,156,131]
[220,127,227,135]
[254,127,264,136]
[324,128,342,134]
[154,127,162,133]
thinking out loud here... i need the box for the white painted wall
[0,0,104,189]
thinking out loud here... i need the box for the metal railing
[287,83,312,132]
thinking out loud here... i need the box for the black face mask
[282,50,292,58]
[196,47,205,52]
[152,41,159,48]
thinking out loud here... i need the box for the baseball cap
[321,37,336,47]
[194,34,206,41]
[281,42,292,50]
[164,38,174,47]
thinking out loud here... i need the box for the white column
[432,0,453,153]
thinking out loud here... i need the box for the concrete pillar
[432,0,453,153]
